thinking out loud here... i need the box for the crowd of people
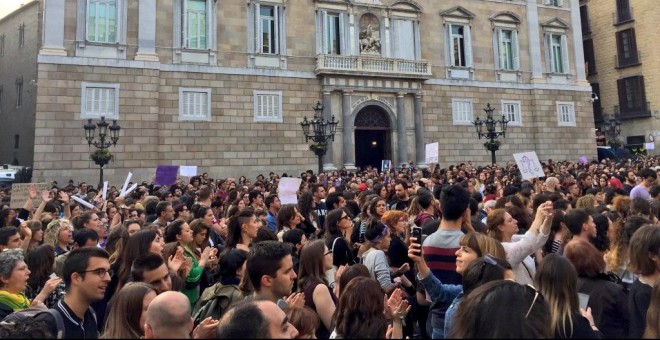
[0,156,658,339]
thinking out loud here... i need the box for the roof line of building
[0,0,39,25]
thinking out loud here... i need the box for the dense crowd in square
[0,156,658,339]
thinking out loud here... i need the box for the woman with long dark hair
[331,277,390,339]
[324,209,356,269]
[297,240,337,339]
[25,244,65,308]
[224,208,259,251]
[535,253,600,338]
[102,282,157,339]
[298,192,320,239]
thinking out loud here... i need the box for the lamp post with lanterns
[472,103,509,165]
[83,116,121,188]
[300,101,339,174]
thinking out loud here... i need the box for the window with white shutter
[179,88,211,121]
[501,100,521,126]
[556,101,576,126]
[391,19,416,60]
[253,91,283,123]
[452,99,473,125]
[80,82,119,119]
[494,28,519,71]
[184,0,208,49]
[545,33,569,74]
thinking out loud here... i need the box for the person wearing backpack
[192,248,247,325]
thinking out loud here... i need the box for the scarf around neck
[0,290,30,311]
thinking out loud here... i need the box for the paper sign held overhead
[381,160,392,172]
[645,142,655,150]
[179,166,198,177]
[9,183,50,209]
[425,142,439,164]
[278,177,302,205]
[155,165,179,185]
[102,182,108,200]
[513,151,545,180]
[120,172,132,197]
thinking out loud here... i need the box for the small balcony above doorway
[315,55,432,80]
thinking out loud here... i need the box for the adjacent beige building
[0,0,596,184]
[581,0,659,153]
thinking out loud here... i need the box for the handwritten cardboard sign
[9,182,50,208]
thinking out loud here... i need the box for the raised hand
[40,277,63,296]
[167,246,186,273]
[407,241,423,263]
[28,184,38,200]
[192,317,220,339]
[41,190,50,203]
[285,292,305,308]
[58,191,70,204]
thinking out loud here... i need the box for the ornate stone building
[0,0,596,184]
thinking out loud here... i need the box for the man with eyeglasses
[37,247,111,338]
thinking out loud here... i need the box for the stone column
[414,92,426,169]
[342,90,356,170]
[135,0,159,61]
[322,91,337,171]
[40,0,67,56]
[396,92,408,168]
[526,0,543,81]
[570,0,587,84]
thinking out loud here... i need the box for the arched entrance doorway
[354,106,391,170]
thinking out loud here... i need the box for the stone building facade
[3,0,595,184]
[581,0,659,153]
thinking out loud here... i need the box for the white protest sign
[645,142,655,150]
[102,181,108,200]
[513,151,545,180]
[425,142,439,164]
[120,172,132,196]
[278,177,302,205]
[180,166,198,177]
[9,182,50,208]
[71,195,96,209]
[381,160,392,172]
[120,183,138,198]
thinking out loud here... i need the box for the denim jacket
[418,272,463,338]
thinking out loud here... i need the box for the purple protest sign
[155,165,179,185]
[578,156,588,164]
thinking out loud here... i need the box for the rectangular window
[87,0,117,43]
[546,33,568,74]
[495,28,520,71]
[260,5,277,54]
[184,0,207,49]
[15,78,23,108]
[556,102,576,126]
[548,0,562,7]
[583,39,596,75]
[391,19,416,60]
[18,24,25,47]
[325,13,340,55]
[253,91,282,122]
[14,135,19,149]
[580,5,590,33]
[81,82,120,119]
[451,25,466,67]
[616,28,638,67]
[617,76,647,118]
[0,86,3,113]
[0,34,5,56]
[616,0,632,23]
[178,88,211,121]
[501,101,521,126]
[451,99,473,125]
[592,83,603,123]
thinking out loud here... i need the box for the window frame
[447,23,471,67]
[18,23,25,47]
[0,86,3,113]
[15,78,23,108]
[451,99,473,126]
[494,28,520,71]
[556,101,576,127]
[615,28,639,68]
[617,76,647,118]
[501,100,522,126]
[545,32,569,75]
[86,0,118,44]
[0,34,4,56]
[616,0,632,24]
[183,0,208,50]
[178,87,212,122]
[390,18,419,60]
[80,82,120,120]
[544,0,563,7]
[253,90,283,123]
[583,38,596,75]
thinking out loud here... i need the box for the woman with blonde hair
[44,219,73,256]
[575,194,597,211]
[102,282,157,339]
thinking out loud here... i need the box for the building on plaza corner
[0,0,596,184]
[579,0,659,153]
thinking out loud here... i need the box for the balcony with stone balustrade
[315,54,432,79]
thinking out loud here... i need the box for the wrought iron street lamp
[300,101,338,174]
[473,103,509,165]
[602,115,622,148]
[83,116,121,188]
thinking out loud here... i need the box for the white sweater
[502,230,549,286]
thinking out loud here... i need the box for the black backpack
[2,308,65,339]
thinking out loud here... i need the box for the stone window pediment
[387,0,423,13]
[490,11,521,26]
[541,17,570,29]
[440,6,475,20]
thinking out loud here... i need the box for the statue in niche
[359,14,381,54]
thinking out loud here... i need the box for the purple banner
[155,165,179,185]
